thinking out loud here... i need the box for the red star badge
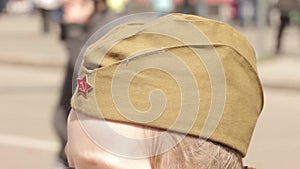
[77,75,93,98]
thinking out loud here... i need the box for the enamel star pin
[77,75,93,98]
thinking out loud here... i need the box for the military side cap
[71,13,264,157]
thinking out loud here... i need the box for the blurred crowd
[1,0,300,28]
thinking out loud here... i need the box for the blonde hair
[144,128,244,169]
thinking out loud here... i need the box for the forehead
[99,118,148,139]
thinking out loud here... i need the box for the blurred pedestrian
[151,0,174,13]
[0,0,9,14]
[65,13,263,169]
[34,0,62,33]
[106,0,127,13]
[126,0,152,13]
[235,0,257,26]
[53,0,118,168]
[275,0,300,54]
[176,0,197,14]
[229,0,239,21]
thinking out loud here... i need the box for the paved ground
[245,87,300,168]
[0,14,65,169]
[0,13,299,169]
[0,64,63,169]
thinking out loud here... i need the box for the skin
[65,110,151,169]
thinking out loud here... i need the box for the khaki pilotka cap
[71,13,264,157]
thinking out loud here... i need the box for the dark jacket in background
[54,10,118,164]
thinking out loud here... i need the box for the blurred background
[0,0,299,168]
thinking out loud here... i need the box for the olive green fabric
[71,13,264,156]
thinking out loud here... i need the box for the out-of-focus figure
[275,0,300,54]
[34,0,62,33]
[239,0,257,26]
[151,0,174,13]
[5,0,33,14]
[107,0,127,13]
[176,0,197,14]
[53,0,118,168]
[228,0,257,26]
[229,0,239,21]
[126,0,152,13]
[0,0,9,14]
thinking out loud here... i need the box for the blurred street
[0,12,300,169]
